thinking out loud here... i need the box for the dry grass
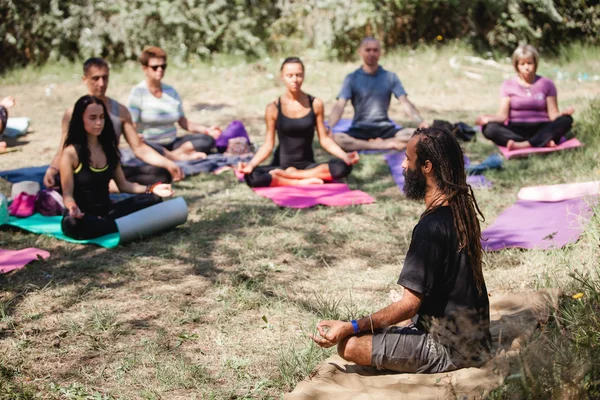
[0,44,599,398]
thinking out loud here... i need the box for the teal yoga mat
[5,214,120,248]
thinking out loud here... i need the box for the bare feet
[297,178,324,185]
[506,139,531,150]
[0,142,7,153]
[391,139,408,151]
[177,151,207,161]
[546,140,557,148]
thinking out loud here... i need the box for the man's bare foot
[297,178,324,185]
[546,140,557,148]
[391,139,407,151]
[177,151,207,161]
[0,142,7,153]
[507,139,531,150]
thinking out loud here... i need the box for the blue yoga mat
[5,214,120,248]
[0,165,48,185]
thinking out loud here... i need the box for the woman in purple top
[476,45,574,150]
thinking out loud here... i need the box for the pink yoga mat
[253,183,375,208]
[498,138,583,160]
[0,247,50,274]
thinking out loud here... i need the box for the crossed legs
[333,128,413,151]
[245,160,353,188]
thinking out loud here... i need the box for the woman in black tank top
[60,95,174,240]
[238,57,359,188]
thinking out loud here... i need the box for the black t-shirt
[398,206,491,368]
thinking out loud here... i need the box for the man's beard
[403,167,427,200]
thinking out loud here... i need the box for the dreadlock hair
[413,127,486,294]
[64,95,120,171]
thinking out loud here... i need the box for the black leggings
[482,115,573,147]
[147,134,215,154]
[244,159,352,188]
[62,194,162,240]
[123,165,172,185]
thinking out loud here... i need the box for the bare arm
[44,109,73,188]
[120,106,183,181]
[327,98,348,131]
[178,116,221,138]
[476,97,510,125]
[113,163,174,197]
[397,95,427,127]
[311,288,423,347]
[112,163,149,194]
[59,145,82,219]
[238,103,277,173]
[314,98,358,163]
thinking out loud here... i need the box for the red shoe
[14,193,36,217]
[8,192,24,216]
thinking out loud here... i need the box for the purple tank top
[500,76,557,123]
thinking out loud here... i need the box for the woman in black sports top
[238,57,359,187]
[60,95,174,240]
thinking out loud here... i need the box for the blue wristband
[351,319,360,334]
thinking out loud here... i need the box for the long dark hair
[413,127,485,293]
[64,95,120,169]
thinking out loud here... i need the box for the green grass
[0,43,599,398]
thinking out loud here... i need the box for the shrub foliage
[1,0,599,70]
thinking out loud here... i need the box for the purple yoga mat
[252,183,375,208]
[482,197,596,251]
[0,247,50,274]
[498,138,583,160]
[384,151,492,191]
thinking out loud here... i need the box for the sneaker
[14,193,36,217]
[8,192,23,216]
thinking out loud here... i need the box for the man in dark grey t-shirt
[329,38,429,151]
[311,128,491,374]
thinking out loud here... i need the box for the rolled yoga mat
[115,196,188,243]
[517,181,600,202]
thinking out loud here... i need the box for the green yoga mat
[5,214,120,248]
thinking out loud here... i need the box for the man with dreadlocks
[311,127,491,373]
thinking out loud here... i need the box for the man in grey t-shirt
[329,38,429,151]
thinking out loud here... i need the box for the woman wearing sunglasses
[127,46,221,161]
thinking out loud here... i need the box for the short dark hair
[139,46,168,66]
[83,58,109,76]
[280,57,304,72]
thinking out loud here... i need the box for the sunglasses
[149,64,167,71]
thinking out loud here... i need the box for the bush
[1,0,599,71]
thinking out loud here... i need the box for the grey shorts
[371,324,457,373]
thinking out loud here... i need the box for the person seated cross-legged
[128,46,221,161]
[328,37,429,152]
[311,128,492,374]
[60,95,174,240]
[238,57,359,188]
[476,44,574,151]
